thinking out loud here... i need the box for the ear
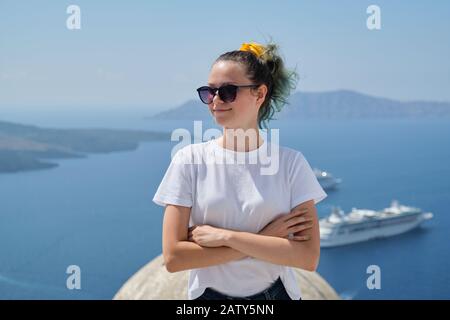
[255,84,268,107]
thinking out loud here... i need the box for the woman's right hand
[258,208,314,241]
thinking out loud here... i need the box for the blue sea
[0,112,449,299]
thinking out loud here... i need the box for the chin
[215,120,236,129]
[214,118,228,126]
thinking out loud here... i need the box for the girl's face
[207,60,266,130]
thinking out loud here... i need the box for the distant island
[4,89,449,173]
[0,120,170,173]
[147,89,450,120]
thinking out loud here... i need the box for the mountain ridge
[147,89,450,120]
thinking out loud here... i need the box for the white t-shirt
[152,137,327,300]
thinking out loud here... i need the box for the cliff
[114,254,340,300]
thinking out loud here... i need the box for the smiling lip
[214,108,232,112]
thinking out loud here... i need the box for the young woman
[153,41,327,300]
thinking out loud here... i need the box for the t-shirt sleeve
[152,148,193,208]
[289,152,328,209]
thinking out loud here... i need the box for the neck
[220,126,263,152]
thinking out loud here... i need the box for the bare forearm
[166,241,247,273]
[225,231,319,271]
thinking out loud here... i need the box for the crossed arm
[162,199,320,273]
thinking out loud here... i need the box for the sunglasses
[196,84,260,104]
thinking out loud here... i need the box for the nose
[212,89,224,105]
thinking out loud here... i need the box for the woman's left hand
[188,225,230,247]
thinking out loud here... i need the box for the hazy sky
[1,0,449,113]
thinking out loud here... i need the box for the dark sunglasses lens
[198,87,214,104]
[219,85,237,103]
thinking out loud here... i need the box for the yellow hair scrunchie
[239,42,265,58]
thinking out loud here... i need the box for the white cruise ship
[314,168,342,190]
[319,200,433,247]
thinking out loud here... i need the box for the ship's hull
[320,213,431,247]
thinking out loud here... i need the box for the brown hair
[215,42,298,129]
